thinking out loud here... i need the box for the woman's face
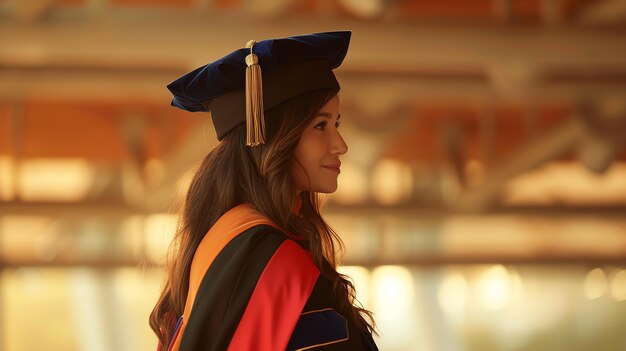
[292,95,348,194]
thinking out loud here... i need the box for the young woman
[150,31,378,351]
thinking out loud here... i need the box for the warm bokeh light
[440,216,626,258]
[110,268,163,350]
[371,265,414,321]
[338,0,385,19]
[144,213,177,263]
[334,160,368,204]
[0,215,55,262]
[583,268,608,300]
[371,159,413,205]
[477,265,512,311]
[3,268,78,350]
[438,271,468,315]
[337,265,371,308]
[328,215,378,262]
[609,269,626,302]
[504,162,626,205]
[18,158,94,201]
[508,268,525,304]
[120,215,146,260]
[2,267,162,351]
[371,265,416,349]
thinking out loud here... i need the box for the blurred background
[1,0,626,350]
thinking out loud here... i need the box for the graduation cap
[167,31,351,146]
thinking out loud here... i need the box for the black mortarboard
[167,31,351,145]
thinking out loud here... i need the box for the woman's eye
[315,121,340,130]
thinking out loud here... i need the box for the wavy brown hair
[149,89,376,346]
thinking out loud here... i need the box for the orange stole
[168,203,295,351]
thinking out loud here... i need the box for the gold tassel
[245,40,266,147]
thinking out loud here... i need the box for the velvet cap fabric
[167,31,351,140]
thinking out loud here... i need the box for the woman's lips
[322,166,340,173]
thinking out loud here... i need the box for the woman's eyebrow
[315,112,341,120]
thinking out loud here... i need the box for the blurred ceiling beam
[0,64,177,101]
[494,0,513,23]
[1,17,625,104]
[0,200,152,218]
[540,0,564,25]
[0,65,624,102]
[10,0,56,24]
[576,0,626,25]
[454,103,626,211]
[245,0,294,17]
[577,99,626,173]
[0,16,625,71]
[455,114,583,211]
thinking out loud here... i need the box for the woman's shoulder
[181,226,320,351]
[185,204,309,310]
[213,223,313,272]
[189,221,311,286]
[209,202,302,240]
[189,208,313,286]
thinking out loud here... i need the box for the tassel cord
[245,40,266,147]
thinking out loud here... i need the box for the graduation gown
[160,201,379,351]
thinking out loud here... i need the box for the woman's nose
[330,132,348,155]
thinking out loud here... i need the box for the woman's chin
[315,185,338,194]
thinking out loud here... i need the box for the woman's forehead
[317,96,340,115]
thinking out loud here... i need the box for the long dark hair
[149,89,376,346]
